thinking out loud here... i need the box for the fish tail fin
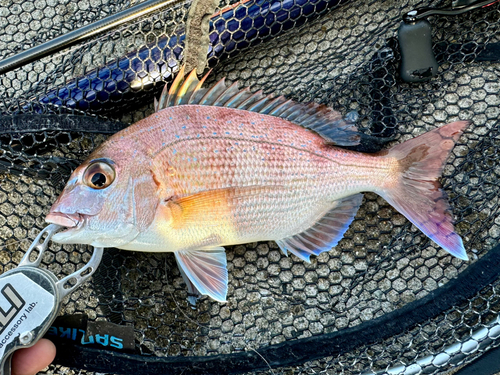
[381,121,470,260]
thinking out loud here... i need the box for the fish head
[46,144,159,248]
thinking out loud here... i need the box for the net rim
[51,242,500,374]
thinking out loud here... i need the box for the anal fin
[174,247,228,303]
[276,194,363,262]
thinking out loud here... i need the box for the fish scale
[45,68,470,303]
[133,106,382,197]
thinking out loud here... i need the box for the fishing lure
[33,0,345,113]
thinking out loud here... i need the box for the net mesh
[0,0,500,374]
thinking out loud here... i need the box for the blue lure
[32,0,346,113]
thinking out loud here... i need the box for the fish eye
[83,161,115,189]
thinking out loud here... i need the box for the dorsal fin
[156,68,360,146]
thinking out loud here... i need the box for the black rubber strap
[52,243,500,374]
[455,344,500,375]
[475,42,500,61]
[0,114,126,134]
[435,42,500,63]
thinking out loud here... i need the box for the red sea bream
[45,67,470,302]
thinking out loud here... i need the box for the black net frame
[0,0,499,374]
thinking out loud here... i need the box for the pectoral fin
[168,185,282,229]
[174,247,228,303]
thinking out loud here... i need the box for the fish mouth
[45,212,83,229]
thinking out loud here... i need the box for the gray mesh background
[0,0,499,374]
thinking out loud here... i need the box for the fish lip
[45,212,83,228]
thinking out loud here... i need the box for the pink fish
[46,67,469,303]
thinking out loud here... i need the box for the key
[0,224,103,374]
